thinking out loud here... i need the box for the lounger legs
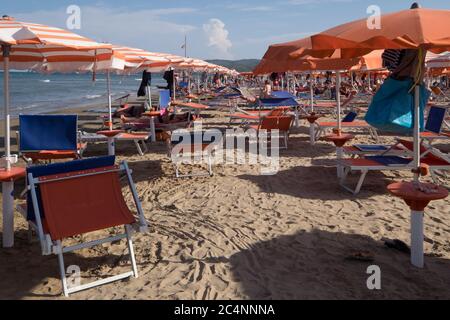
[55,230,138,297]
[126,225,138,278]
[56,241,70,297]
[339,168,368,195]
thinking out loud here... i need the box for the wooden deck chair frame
[25,160,147,296]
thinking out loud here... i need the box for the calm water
[0,72,168,119]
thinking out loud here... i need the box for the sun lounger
[79,131,150,156]
[339,139,450,194]
[247,115,294,149]
[228,106,291,125]
[19,115,86,164]
[17,156,148,296]
[159,89,171,111]
[314,112,378,142]
[169,130,222,178]
[420,105,450,143]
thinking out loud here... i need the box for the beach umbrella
[289,7,450,180]
[426,52,450,69]
[0,16,112,248]
[100,46,172,138]
[289,6,450,268]
[254,37,383,128]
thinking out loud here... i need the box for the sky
[3,0,450,60]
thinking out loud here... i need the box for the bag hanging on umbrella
[364,77,430,133]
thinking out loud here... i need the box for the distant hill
[206,59,260,73]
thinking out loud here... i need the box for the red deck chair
[249,115,294,149]
[23,156,147,296]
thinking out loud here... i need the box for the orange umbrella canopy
[290,8,450,59]
[253,36,383,74]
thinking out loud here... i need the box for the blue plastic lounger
[159,89,171,111]
[420,106,450,142]
[19,115,84,163]
[18,156,148,296]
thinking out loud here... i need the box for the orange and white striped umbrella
[0,16,112,72]
[0,16,113,174]
[110,46,174,72]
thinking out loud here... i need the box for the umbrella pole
[172,69,176,101]
[310,77,314,113]
[2,44,15,248]
[413,85,420,182]
[3,45,11,170]
[336,71,342,133]
[107,70,113,130]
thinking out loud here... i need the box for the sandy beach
[0,103,449,300]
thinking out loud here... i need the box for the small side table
[325,132,354,178]
[1,167,26,248]
[143,111,162,143]
[387,181,448,268]
[97,130,124,156]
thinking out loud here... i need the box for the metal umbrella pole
[106,69,113,130]
[2,44,21,248]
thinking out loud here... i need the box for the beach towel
[364,77,430,133]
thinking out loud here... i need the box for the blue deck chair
[425,106,446,134]
[21,156,147,296]
[19,115,81,163]
[159,89,171,111]
[342,111,358,123]
[179,81,189,89]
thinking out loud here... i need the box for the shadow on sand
[228,229,450,299]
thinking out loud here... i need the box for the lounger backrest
[260,116,293,131]
[28,156,135,241]
[19,115,77,152]
[260,117,280,130]
[179,81,189,89]
[431,86,443,96]
[159,89,171,110]
[425,106,446,133]
[277,116,294,131]
[268,107,290,117]
[343,111,358,123]
[26,156,116,222]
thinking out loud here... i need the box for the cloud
[202,18,233,58]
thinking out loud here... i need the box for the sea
[0,71,168,119]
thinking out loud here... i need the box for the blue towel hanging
[364,77,430,133]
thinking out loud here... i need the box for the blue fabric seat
[19,115,78,152]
